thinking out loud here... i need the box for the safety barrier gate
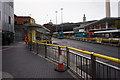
[28,41,120,79]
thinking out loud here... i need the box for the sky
[14,0,120,25]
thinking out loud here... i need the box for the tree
[111,20,120,29]
[114,20,120,29]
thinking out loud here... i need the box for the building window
[31,19,35,24]
[9,16,11,24]
[24,20,29,24]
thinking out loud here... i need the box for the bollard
[91,52,96,80]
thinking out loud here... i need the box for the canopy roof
[24,23,50,34]
[84,17,120,28]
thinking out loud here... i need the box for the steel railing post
[58,46,60,61]
[76,54,77,73]
[28,42,29,49]
[36,43,38,55]
[91,52,96,80]
[58,46,60,54]
[45,45,47,58]
[66,47,70,69]
[118,40,120,46]
[30,42,32,51]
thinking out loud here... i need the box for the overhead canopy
[24,24,43,28]
[84,17,120,28]
[24,23,50,34]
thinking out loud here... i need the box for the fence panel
[29,42,120,80]
[47,46,59,63]
[38,44,45,56]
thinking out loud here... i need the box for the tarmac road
[51,38,120,79]
[52,38,119,59]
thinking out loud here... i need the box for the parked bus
[58,32,64,39]
[74,32,87,38]
[74,28,87,38]
[53,32,64,39]
[63,31,74,38]
[88,28,120,39]
[53,32,58,38]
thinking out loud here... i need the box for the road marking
[0,46,24,52]
[2,72,14,78]
[0,47,12,52]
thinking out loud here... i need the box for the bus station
[1,0,120,79]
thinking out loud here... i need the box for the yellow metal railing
[67,47,91,55]
[32,41,120,64]
[93,53,120,63]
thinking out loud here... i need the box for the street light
[61,8,63,32]
[61,8,63,23]
[55,11,58,32]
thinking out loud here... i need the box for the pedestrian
[25,36,28,47]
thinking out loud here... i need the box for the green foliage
[114,20,120,29]
[110,25,115,28]
[111,20,120,29]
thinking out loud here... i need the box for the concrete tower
[118,1,120,17]
[83,14,86,22]
[106,0,111,17]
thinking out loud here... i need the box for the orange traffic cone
[55,49,67,72]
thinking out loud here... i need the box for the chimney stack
[118,1,120,17]
[106,0,111,17]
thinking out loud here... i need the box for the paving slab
[2,42,75,79]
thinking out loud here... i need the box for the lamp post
[55,11,58,32]
[61,8,63,32]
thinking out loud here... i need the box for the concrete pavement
[2,42,75,79]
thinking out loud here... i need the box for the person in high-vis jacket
[25,36,28,46]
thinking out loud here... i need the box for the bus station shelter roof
[84,17,120,28]
[24,23,50,33]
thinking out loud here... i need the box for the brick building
[14,15,35,41]
[43,24,54,35]
[43,20,96,36]
[14,15,35,25]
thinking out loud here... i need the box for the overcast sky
[14,0,119,25]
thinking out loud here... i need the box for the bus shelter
[24,24,51,50]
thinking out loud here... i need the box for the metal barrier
[29,41,120,79]
[65,37,120,46]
